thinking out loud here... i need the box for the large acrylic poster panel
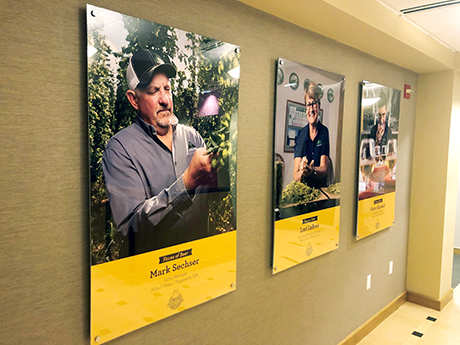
[273,58,344,274]
[356,81,400,240]
[87,5,239,344]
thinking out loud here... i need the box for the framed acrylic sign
[272,58,344,274]
[356,81,400,240]
[87,5,239,343]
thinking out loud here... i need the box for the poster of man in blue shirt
[102,49,220,257]
[88,13,239,262]
[88,7,239,342]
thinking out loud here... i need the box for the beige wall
[440,70,460,297]
[1,0,418,344]
[455,72,460,249]
[407,71,457,301]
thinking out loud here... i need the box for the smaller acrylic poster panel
[273,58,345,274]
[87,5,239,344]
[356,81,401,240]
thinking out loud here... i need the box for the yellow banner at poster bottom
[357,192,395,240]
[91,231,236,344]
[273,206,340,274]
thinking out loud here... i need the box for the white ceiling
[238,0,460,72]
[377,0,460,52]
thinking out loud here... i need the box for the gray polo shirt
[102,115,209,256]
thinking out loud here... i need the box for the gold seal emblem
[167,289,184,310]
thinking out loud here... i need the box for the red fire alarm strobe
[404,84,411,99]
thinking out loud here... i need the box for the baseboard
[454,247,460,255]
[407,288,454,311]
[338,292,407,345]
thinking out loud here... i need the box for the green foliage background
[88,14,239,265]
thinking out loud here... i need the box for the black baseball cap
[126,49,177,90]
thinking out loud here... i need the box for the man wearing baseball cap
[102,48,215,257]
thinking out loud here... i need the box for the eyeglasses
[306,100,319,108]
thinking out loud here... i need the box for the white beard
[156,113,177,129]
[169,113,178,126]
